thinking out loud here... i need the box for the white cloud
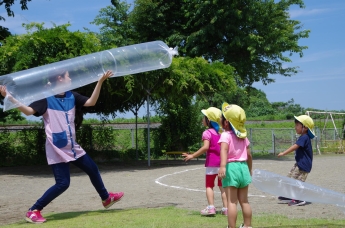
[296,50,344,63]
[289,8,333,18]
[274,73,344,84]
[1,13,27,34]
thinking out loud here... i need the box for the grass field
[3,207,345,228]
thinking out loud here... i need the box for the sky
[1,0,345,121]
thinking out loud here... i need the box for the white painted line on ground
[155,166,268,198]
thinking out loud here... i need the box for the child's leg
[72,154,109,200]
[225,186,238,228]
[205,174,217,206]
[206,187,214,205]
[238,186,252,228]
[217,177,227,209]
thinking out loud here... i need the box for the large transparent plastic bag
[252,169,345,212]
[0,41,178,111]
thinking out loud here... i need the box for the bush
[286,113,294,120]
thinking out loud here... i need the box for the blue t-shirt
[295,134,313,172]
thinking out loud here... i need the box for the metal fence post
[131,129,134,148]
[272,130,275,154]
[272,131,275,155]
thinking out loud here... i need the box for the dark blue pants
[30,154,109,211]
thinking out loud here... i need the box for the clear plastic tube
[0,41,178,111]
[252,169,345,212]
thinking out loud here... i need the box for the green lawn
[3,207,345,228]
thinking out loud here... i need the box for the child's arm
[0,86,36,116]
[247,146,252,175]
[277,144,299,157]
[84,70,113,107]
[182,140,209,161]
[218,142,228,179]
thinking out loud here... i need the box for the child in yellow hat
[277,115,315,206]
[183,107,227,216]
[218,103,252,228]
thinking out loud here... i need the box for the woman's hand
[99,70,114,82]
[0,85,7,97]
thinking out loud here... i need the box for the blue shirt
[295,134,313,172]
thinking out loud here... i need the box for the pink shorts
[205,174,222,188]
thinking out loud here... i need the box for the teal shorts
[222,161,251,188]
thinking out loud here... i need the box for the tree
[150,58,237,152]
[153,96,202,152]
[246,88,275,117]
[0,0,31,20]
[0,26,11,46]
[0,108,25,123]
[91,1,238,116]
[271,98,304,116]
[130,0,310,86]
[0,22,103,75]
[91,0,136,48]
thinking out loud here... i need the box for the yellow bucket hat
[294,115,315,139]
[222,103,247,138]
[201,107,222,125]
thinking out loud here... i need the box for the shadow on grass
[45,202,180,221]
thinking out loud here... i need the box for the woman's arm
[84,70,113,107]
[0,86,36,116]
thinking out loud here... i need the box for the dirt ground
[0,155,344,226]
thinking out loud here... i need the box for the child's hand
[182,153,193,162]
[277,152,284,157]
[99,70,114,82]
[218,167,226,179]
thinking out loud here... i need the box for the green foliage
[0,25,11,45]
[286,112,294,120]
[1,124,147,167]
[130,0,310,86]
[0,0,30,19]
[271,98,304,116]
[246,89,275,117]
[0,127,46,166]
[0,22,102,75]
[0,109,25,123]
[153,97,203,154]
[91,0,135,48]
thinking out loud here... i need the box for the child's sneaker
[102,192,124,209]
[200,206,216,216]
[288,199,306,206]
[221,207,228,216]
[25,210,46,223]
[278,196,292,203]
[239,224,252,228]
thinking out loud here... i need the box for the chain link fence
[248,127,344,155]
[1,124,343,166]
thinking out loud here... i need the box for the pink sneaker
[25,210,46,223]
[200,206,216,216]
[221,207,228,216]
[102,192,124,209]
